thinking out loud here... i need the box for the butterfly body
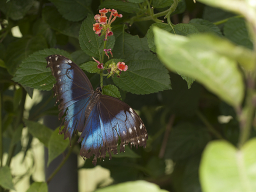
[46,55,147,165]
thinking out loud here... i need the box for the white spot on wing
[138,140,140,143]
[55,56,58,61]
[65,60,68,63]
[68,60,72,63]
[142,138,145,141]
[57,71,61,74]
[134,126,136,130]
[59,79,61,81]
[123,131,126,135]
[140,124,143,129]
[57,65,59,67]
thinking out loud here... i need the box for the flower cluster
[93,8,122,40]
[107,61,128,78]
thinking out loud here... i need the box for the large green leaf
[0,166,15,190]
[5,36,48,76]
[200,139,256,192]
[224,17,253,50]
[154,27,245,107]
[113,51,171,94]
[24,119,53,147]
[102,85,121,99]
[42,6,81,38]
[95,180,168,192]
[199,0,256,24]
[49,0,92,21]
[13,48,70,91]
[0,0,34,20]
[47,128,69,166]
[99,0,140,13]
[113,28,149,58]
[165,123,211,160]
[33,19,57,47]
[26,182,48,192]
[79,14,115,60]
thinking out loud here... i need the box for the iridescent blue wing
[46,55,94,139]
[79,94,147,165]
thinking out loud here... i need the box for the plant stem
[46,137,77,183]
[130,0,179,23]
[196,111,224,140]
[214,15,243,26]
[100,39,107,88]
[6,88,26,166]
[159,115,175,158]
[238,78,254,148]
[0,93,2,167]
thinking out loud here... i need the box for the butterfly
[46,55,148,165]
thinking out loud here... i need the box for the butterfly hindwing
[79,94,147,165]
[46,55,94,139]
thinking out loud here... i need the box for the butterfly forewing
[46,55,94,139]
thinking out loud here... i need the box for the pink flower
[99,16,107,24]
[107,31,113,36]
[94,14,100,22]
[117,62,128,71]
[97,64,104,69]
[99,8,109,15]
[104,49,113,59]
[93,23,102,34]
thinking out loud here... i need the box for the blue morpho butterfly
[46,55,147,165]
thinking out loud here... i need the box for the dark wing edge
[46,54,94,140]
[79,94,148,165]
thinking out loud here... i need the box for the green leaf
[13,48,70,91]
[42,6,81,38]
[5,36,48,76]
[24,119,53,147]
[164,123,211,160]
[113,28,150,58]
[113,51,171,94]
[47,128,69,166]
[224,17,253,50]
[0,0,34,20]
[49,0,92,21]
[26,182,48,192]
[0,166,15,190]
[146,23,199,53]
[106,145,140,158]
[79,14,115,59]
[95,180,168,192]
[189,18,222,36]
[33,19,57,47]
[0,59,5,68]
[10,124,23,147]
[13,86,22,110]
[102,84,121,98]
[80,61,99,73]
[203,6,235,23]
[71,50,91,65]
[152,0,173,8]
[99,0,140,13]
[180,75,195,89]
[154,27,245,107]
[183,155,202,192]
[127,0,144,3]
[200,139,256,192]
[198,0,256,22]
[162,73,201,116]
